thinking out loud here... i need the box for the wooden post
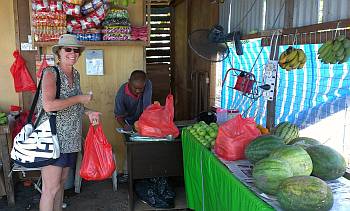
[266,0,294,129]
[0,125,15,206]
[266,35,280,130]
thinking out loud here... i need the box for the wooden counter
[126,140,184,211]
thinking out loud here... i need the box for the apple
[209,131,217,138]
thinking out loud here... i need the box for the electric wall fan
[188,25,243,62]
[188,25,268,99]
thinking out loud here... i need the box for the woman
[37,34,100,211]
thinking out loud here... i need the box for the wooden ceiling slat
[150,23,170,28]
[151,29,171,35]
[146,49,171,56]
[150,36,170,41]
[150,16,171,22]
[149,42,170,48]
[146,57,171,63]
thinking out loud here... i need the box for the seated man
[114,70,152,131]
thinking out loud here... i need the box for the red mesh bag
[214,114,261,161]
[80,124,116,181]
[138,94,179,138]
[10,50,37,93]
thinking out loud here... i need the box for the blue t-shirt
[114,79,152,125]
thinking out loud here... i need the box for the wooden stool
[74,151,118,193]
[0,124,15,206]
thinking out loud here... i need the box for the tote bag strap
[27,66,61,124]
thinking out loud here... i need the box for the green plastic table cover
[182,129,274,211]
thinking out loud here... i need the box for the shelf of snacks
[31,0,150,47]
[34,39,149,47]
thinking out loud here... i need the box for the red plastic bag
[36,54,49,78]
[80,124,116,181]
[11,110,35,140]
[10,50,37,92]
[138,94,179,138]
[214,114,261,161]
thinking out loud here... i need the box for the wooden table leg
[127,143,134,211]
[74,151,82,193]
[0,125,15,206]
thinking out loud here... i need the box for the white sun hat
[52,34,85,55]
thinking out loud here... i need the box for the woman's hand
[86,111,101,125]
[80,94,93,104]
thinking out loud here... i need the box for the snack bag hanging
[138,94,179,138]
[214,114,261,161]
[80,124,116,181]
[10,50,37,92]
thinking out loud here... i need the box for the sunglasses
[62,47,80,53]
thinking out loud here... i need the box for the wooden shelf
[34,40,149,47]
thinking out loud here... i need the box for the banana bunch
[278,46,307,71]
[318,35,350,64]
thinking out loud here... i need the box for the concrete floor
[0,179,188,211]
[0,180,129,211]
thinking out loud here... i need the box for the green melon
[277,176,334,211]
[252,157,293,195]
[269,145,313,176]
[272,121,299,144]
[289,137,321,149]
[244,135,286,164]
[306,145,347,180]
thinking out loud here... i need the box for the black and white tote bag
[11,66,61,168]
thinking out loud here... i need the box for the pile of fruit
[318,35,350,64]
[0,112,7,125]
[278,46,307,71]
[244,121,347,211]
[186,121,218,148]
[0,112,8,125]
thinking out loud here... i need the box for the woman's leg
[40,165,63,211]
[53,167,70,211]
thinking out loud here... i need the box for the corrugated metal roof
[264,0,285,30]
[322,0,350,22]
[220,0,350,35]
[220,0,265,34]
[293,0,319,27]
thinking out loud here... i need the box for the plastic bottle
[216,108,227,125]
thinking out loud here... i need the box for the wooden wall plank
[173,0,190,120]
[188,0,218,117]
[0,0,18,112]
[14,0,37,111]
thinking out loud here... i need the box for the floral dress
[36,66,85,153]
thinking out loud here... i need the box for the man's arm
[114,85,131,130]
[143,79,153,109]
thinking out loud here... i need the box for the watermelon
[277,176,334,211]
[289,137,321,149]
[306,145,347,180]
[272,121,299,144]
[244,135,286,164]
[269,145,313,176]
[252,157,293,195]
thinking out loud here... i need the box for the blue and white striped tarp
[220,39,350,128]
